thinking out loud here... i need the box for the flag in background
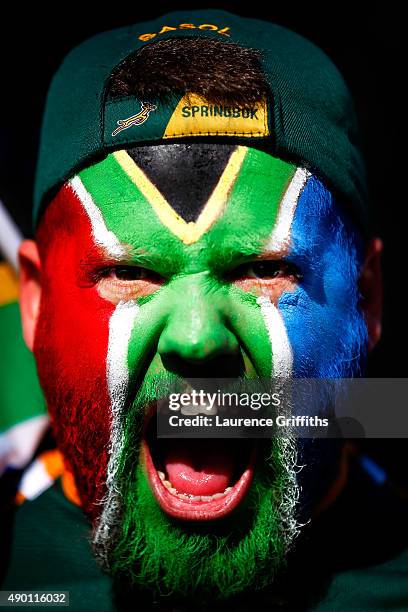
[0,259,48,476]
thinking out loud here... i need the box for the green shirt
[3,476,408,611]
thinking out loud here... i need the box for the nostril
[158,319,239,362]
[160,353,246,379]
[158,336,228,364]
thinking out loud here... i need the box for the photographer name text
[167,415,329,428]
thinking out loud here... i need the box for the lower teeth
[157,470,231,500]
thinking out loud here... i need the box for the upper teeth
[171,401,218,415]
[199,403,217,415]
[157,470,231,501]
[180,404,200,416]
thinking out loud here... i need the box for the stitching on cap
[162,131,268,138]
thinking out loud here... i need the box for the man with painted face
[4,9,405,612]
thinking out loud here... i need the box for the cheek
[233,277,297,304]
[37,224,116,396]
[34,196,118,489]
[34,211,119,515]
[38,274,115,394]
[278,278,359,377]
[226,289,274,377]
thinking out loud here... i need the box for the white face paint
[253,171,310,552]
[70,176,128,259]
[257,168,309,379]
[256,296,294,378]
[70,176,142,554]
[264,167,310,252]
[94,299,140,558]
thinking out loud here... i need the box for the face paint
[34,144,366,601]
[279,175,367,379]
[279,175,368,512]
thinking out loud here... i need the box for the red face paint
[35,185,116,518]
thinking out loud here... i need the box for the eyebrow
[257,248,288,259]
[79,243,184,276]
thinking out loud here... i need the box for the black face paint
[127,144,237,222]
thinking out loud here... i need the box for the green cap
[34,9,369,232]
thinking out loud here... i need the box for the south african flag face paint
[34,144,367,600]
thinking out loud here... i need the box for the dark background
[0,2,406,482]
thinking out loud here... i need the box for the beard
[34,340,366,605]
[91,378,302,604]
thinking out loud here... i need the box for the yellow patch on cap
[163,93,269,139]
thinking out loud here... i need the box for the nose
[157,275,240,369]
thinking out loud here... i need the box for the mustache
[125,372,256,419]
[127,373,286,408]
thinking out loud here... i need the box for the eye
[96,264,164,304]
[112,266,147,281]
[232,260,302,281]
[106,265,163,283]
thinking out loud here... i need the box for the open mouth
[141,411,256,521]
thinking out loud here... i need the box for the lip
[141,438,256,521]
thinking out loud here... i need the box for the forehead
[72,144,312,258]
[45,144,347,270]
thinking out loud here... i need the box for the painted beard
[92,378,302,602]
[33,347,365,604]
[33,143,368,603]
[33,357,360,603]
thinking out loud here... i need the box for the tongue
[164,440,234,496]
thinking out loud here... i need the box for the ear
[19,239,42,351]
[359,237,383,351]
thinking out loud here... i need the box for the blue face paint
[279,175,368,379]
[278,176,368,511]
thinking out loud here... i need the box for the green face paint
[78,144,297,380]
[61,143,305,601]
